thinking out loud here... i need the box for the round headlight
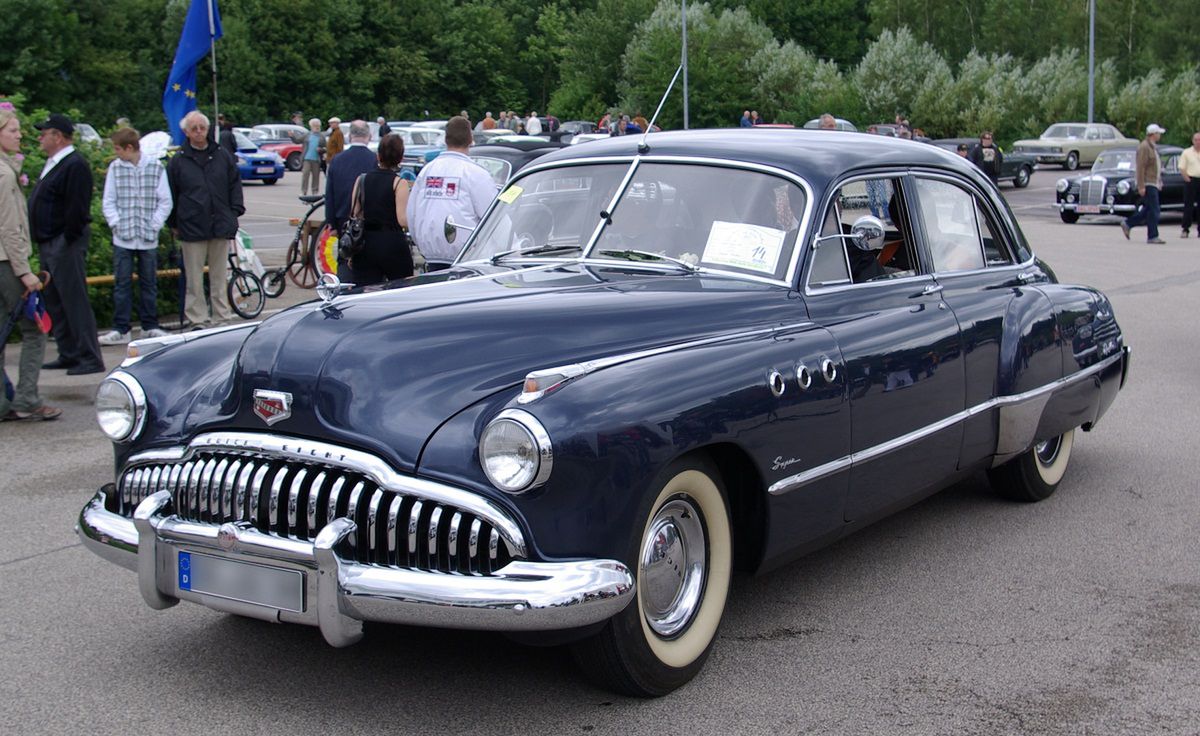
[1056,178,1070,193]
[96,372,146,442]
[1117,180,1131,195]
[480,409,552,494]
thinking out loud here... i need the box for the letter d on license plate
[178,551,304,612]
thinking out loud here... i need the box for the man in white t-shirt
[405,116,498,270]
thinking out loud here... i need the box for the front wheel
[1013,165,1032,188]
[987,429,1075,502]
[227,270,265,319]
[285,152,302,171]
[571,457,732,697]
[262,268,287,298]
[1060,210,1080,224]
[1064,151,1080,171]
[262,178,278,186]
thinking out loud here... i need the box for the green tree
[549,0,657,121]
[852,26,950,123]
[716,0,871,65]
[618,1,774,129]
[751,41,858,125]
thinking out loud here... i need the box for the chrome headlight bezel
[479,409,553,494]
[95,371,147,443]
[1116,179,1132,195]
[1056,178,1070,193]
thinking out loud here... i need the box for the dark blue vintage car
[1056,145,1185,223]
[79,130,1130,697]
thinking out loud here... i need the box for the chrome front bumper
[77,487,634,646]
[1059,203,1136,215]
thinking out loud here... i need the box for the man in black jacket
[166,110,244,328]
[324,119,377,235]
[28,114,104,374]
[968,131,1004,185]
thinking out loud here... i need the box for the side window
[1101,126,1116,140]
[975,200,1011,265]
[1163,155,1180,175]
[808,175,918,288]
[913,178,986,272]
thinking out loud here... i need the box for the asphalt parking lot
[1,162,1197,735]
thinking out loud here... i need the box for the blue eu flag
[163,0,223,144]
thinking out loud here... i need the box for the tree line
[1,0,1197,145]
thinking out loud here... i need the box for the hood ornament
[316,272,353,305]
[252,389,293,426]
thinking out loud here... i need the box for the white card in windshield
[702,221,785,274]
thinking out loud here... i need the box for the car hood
[230,265,793,470]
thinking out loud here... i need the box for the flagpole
[208,0,219,142]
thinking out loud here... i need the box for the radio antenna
[639,64,683,154]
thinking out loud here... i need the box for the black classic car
[80,130,1129,697]
[1056,145,1184,223]
[932,138,1037,188]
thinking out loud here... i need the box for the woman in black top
[343,133,413,285]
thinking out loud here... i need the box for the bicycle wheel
[285,235,313,288]
[262,268,287,298]
[227,270,265,319]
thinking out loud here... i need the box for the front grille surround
[113,433,526,576]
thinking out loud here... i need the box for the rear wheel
[285,152,302,171]
[1060,210,1080,224]
[987,429,1075,502]
[1013,165,1032,188]
[571,457,732,697]
[227,271,265,319]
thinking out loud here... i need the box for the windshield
[399,129,444,146]
[1043,124,1085,139]
[234,131,256,150]
[459,161,806,282]
[1093,151,1135,171]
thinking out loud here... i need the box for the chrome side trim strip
[124,432,528,558]
[519,321,815,404]
[768,349,1125,495]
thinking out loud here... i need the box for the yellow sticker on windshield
[497,185,523,204]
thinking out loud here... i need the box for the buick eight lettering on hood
[78,129,1130,697]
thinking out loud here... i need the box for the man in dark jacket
[968,131,1003,184]
[28,113,104,374]
[167,110,244,328]
[324,119,377,235]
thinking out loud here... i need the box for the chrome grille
[1079,178,1106,205]
[114,452,516,575]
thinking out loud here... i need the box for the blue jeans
[112,245,159,333]
[1124,186,1160,241]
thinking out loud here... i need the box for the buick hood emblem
[253,389,293,425]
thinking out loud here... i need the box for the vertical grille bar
[306,470,327,538]
[268,465,288,533]
[447,512,462,574]
[366,490,383,563]
[345,481,365,550]
[221,459,242,523]
[233,461,255,521]
[287,468,308,538]
[197,458,217,521]
[209,459,230,522]
[488,528,499,574]
[325,476,346,530]
[249,464,270,522]
[407,501,423,566]
[468,519,481,575]
[386,497,402,566]
[428,507,442,571]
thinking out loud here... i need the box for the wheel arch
[689,442,767,574]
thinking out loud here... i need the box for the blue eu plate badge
[178,551,192,590]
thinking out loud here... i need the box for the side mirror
[444,215,475,244]
[849,215,886,252]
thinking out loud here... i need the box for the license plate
[178,551,304,612]
[1076,205,1100,213]
[256,166,275,174]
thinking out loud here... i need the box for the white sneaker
[142,328,170,338]
[98,330,131,345]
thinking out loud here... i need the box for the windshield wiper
[490,244,581,264]
[597,249,698,273]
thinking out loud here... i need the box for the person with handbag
[338,133,413,286]
[324,120,375,238]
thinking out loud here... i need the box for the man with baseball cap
[27,113,105,374]
[1121,123,1167,244]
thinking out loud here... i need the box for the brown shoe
[8,405,63,421]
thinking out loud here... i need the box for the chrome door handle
[921,284,943,296]
[1017,271,1037,283]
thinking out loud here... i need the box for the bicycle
[282,194,328,289]
[227,244,265,320]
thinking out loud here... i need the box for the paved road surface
[2,163,1197,735]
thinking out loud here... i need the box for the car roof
[533,128,976,191]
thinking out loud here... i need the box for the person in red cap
[0,106,61,420]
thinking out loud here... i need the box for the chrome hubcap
[640,498,706,638]
[1035,435,1062,466]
